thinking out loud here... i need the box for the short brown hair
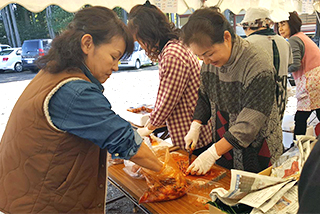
[181,8,235,47]
[128,2,180,61]
[37,6,134,73]
[287,11,302,36]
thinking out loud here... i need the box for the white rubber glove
[137,126,154,137]
[186,144,221,175]
[184,121,202,150]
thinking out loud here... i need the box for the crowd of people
[0,1,319,213]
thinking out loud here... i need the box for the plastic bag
[139,148,188,203]
[186,179,224,210]
[122,160,144,179]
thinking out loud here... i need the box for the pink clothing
[291,32,320,111]
[149,40,212,149]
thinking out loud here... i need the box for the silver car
[119,42,154,69]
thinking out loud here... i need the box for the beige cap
[240,7,272,28]
[241,7,271,24]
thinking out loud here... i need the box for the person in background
[128,0,212,155]
[181,8,283,175]
[241,7,293,121]
[298,137,320,213]
[278,12,320,138]
[0,6,163,213]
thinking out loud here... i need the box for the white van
[119,41,154,69]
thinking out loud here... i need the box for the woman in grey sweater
[181,8,283,174]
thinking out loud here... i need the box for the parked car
[119,41,154,69]
[0,44,11,52]
[0,48,23,73]
[21,39,52,72]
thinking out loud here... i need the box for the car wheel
[14,62,23,72]
[135,60,141,69]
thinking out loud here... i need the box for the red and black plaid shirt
[149,40,212,149]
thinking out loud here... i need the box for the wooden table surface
[107,160,231,214]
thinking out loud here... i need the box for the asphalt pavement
[0,65,159,214]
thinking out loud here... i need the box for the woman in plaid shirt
[128,1,212,153]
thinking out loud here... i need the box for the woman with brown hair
[278,12,320,138]
[0,6,163,213]
[181,8,283,175]
[129,1,212,154]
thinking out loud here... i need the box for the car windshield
[22,41,39,52]
[0,50,13,56]
[1,46,10,50]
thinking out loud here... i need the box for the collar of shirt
[159,38,170,53]
[80,63,104,93]
[221,35,242,70]
[220,35,253,72]
[249,28,276,36]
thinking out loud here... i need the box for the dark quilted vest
[0,69,107,213]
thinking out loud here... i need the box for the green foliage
[0,22,7,44]
[51,6,74,35]
[14,5,50,41]
[113,7,122,18]
[0,4,74,45]
[17,7,49,41]
[113,7,127,23]
[0,4,126,45]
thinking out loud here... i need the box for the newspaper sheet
[210,169,290,207]
[251,184,299,214]
[254,180,297,213]
[209,135,316,213]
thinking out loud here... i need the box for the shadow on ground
[106,181,145,214]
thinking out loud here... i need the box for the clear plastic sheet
[186,178,224,210]
[122,160,144,179]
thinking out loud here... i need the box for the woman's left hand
[137,127,154,137]
[186,144,221,175]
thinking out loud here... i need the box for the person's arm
[184,65,212,150]
[192,66,212,124]
[224,71,275,149]
[186,137,233,175]
[130,142,162,171]
[288,36,305,73]
[49,80,145,160]
[187,71,275,175]
[288,42,293,66]
[214,137,233,156]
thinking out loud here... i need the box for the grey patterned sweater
[194,36,283,172]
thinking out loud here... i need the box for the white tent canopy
[0,0,316,14]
